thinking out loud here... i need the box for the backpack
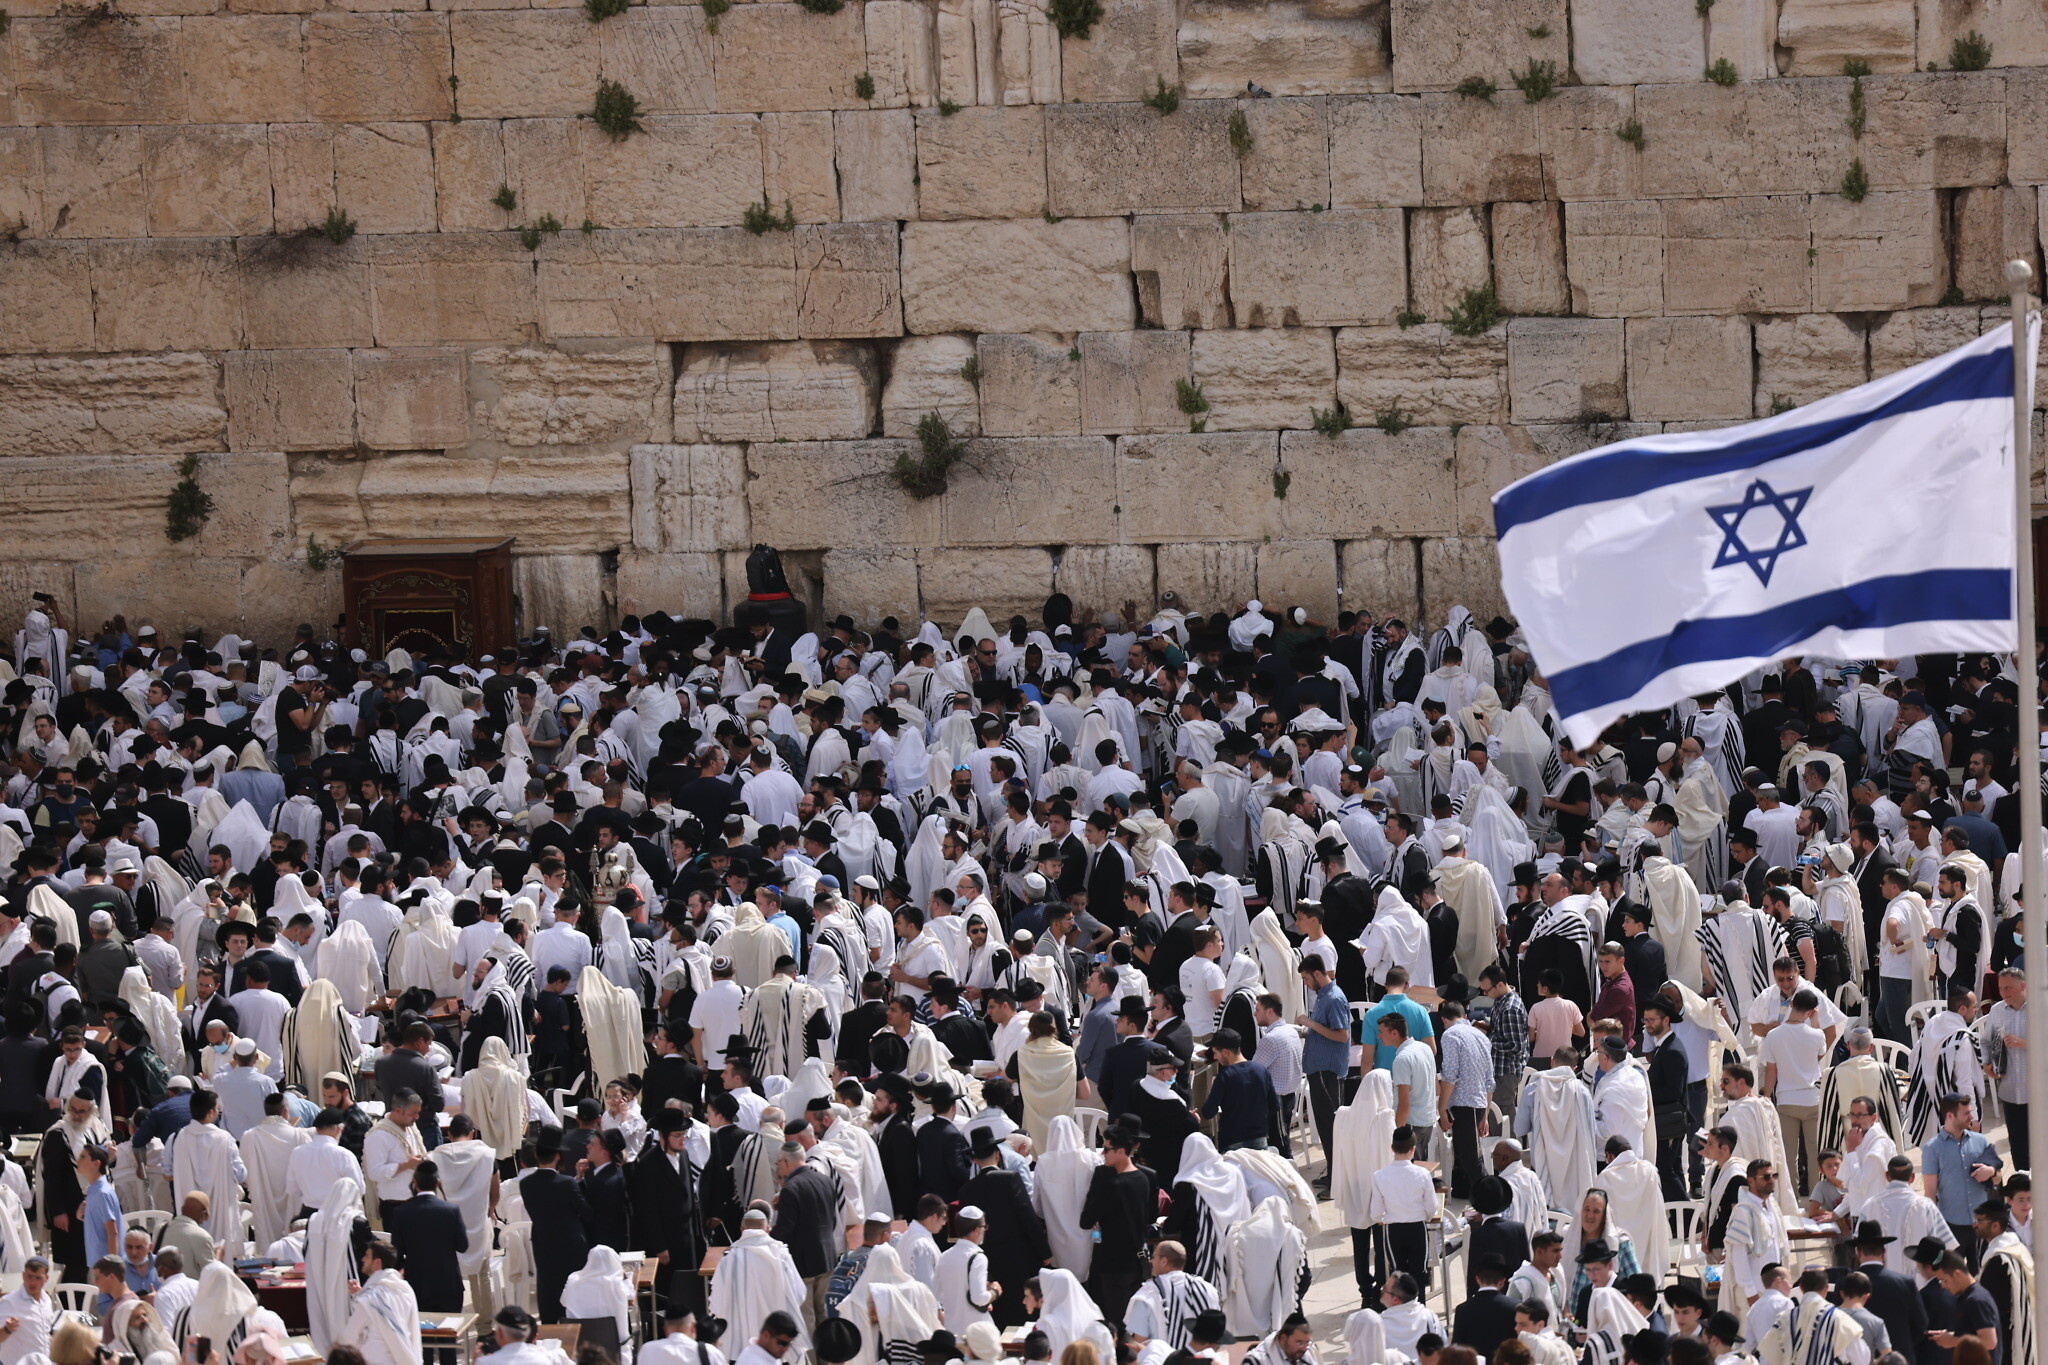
[1812,921,1851,992]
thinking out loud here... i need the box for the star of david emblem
[1706,479,1813,586]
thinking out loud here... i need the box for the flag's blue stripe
[1492,346,2013,537]
[1548,568,2012,719]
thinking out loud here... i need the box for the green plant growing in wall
[1446,283,1500,336]
[1228,109,1253,157]
[743,199,796,234]
[592,79,643,138]
[305,536,338,572]
[1176,378,1210,423]
[1616,117,1645,150]
[1950,30,1992,69]
[959,356,981,385]
[165,455,214,543]
[1142,77,1181,114]
[1695,0,1712,14]
[319,207,355,244]
[855,72,876,100]
[1847,71,1867,135]
[1941,284,1966,306]
[1272,468,1291,498]
[1395,309,1425,328]
[1310,402,1353,437]
[1453,76,1496,101]
[1511,58,1558,101]
[492,183,518,212]
[1525,23,1550,37]
[1706,58,1739,84]
[1374,404,1413,434]
[1046,0,1102,40]
[896,413,966,498]
[700,0,729,29]
[584,0,628,22]
[1840,157,1869,201]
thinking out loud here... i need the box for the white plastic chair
[51,1284,94,1316]
[1870,1037,1912,1075]
[1666,1200,1704,1275]
[1906,999,1941,1042]
[1074,1106,1107,1146]
[124,1208,171,1242]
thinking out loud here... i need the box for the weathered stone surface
[1387,0,1568,93]
[1279,426,1457,536]
[1228,209,1405,327]
[629,442,749,553]
[997,0,1061,106]
[796,222,905,338]
[1753,313,1867,417]
[1238,97,1330,211]
[354,348,469,449]
[1705,0,1777,80]
[540,229,799,342]
[90,240,242,352]
[1453,420,1657,532]
[0,353,225,457]
[743,439,944,549]
[1190,329,1337,430]
[1419,94,1546,206]
[917,547,1055,623]
[0,453,286,565]
[468,341,661,449]
[143,125,273,237]
[1571,0,1700,84]
[1917,0,2048,85]
[714,4,867,112]
[452,9,601,118]
[934,0,1001,106]
[820,549,921,622]
[1117,431,1279,540]
[0,133,43,241]
[976,333,1083,436]
[372,233,541,345]
[2011,70,2048,186]
[293,450,631,552]
[267,123,335,235]
[1131,215,1232,330]
[1046,102,1240,217]
[834,111,919,223]
[901,218,1133,334]
[224,350,357,452]
[514,554,610,635]
[1334,324,1506,426]
[676,341,878,443]
[1053,544,1155,612]
[915,106,1046,221]
[500,121,590,229]
[16,18,186,125]
[1491,200,1568,316]
[1625,315,1753,421]
[1809,190,1945,312]
[0,244,95,354]
[1505,318,1627,425]
[1079,330,1190,435]
[863,0,940,109]
[1541,86,1637,202]
[40,126,144,239]
[942,436,1117,545]
[581,115,766,229]
[1660,196,1811,315]
[1254,539,1338,615]
[179,15,307,124]
[1868,305,1987,378]
[1177,0,1386,98]
[305,15,454,122]
[1155,540,1258,609]
[1419,535,1508,622]
[762,113,839,225]
[1406,206,1490,319]
[1860,73,2006,190]
[1329,94,1422,208]
[1636,82,1853,198]
[239,238,375,349]
[1058,0,1179,103]
[881,334,982,437]
[335,123,437,235]
[1777,0,1916,73]
[618,551,732,621]
[430,121,506,233]
[1953,185,2038,302]
[1340,537,1420,619]
[597,9,716,115]
[1564,199,1663,317]
[74,559,246,629]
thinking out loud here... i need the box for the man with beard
[41,1091,108,1280]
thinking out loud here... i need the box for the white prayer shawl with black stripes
[1981,1232,2035,1365]
[1904,1010,1985,1145]
[742,974,825,1081]
[1683,705,1748,811]
[1758,1293,1862,1365]
[1698,904,1782,1035]
[1126,1270,1221,1348]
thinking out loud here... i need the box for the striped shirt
[1486,989,1530,1079]
[1256,1021,1304,1097]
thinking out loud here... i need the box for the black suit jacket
[916,1115,973,1203]
[373,1048,444,1118]
[383,1193,470,1310]
[1393,841,1431,900]
[630,1141,706,1269]
[518,1167,593,1278]
[1856,1261,1929,1364]
[1622,932,1667,1008]
[1053,833,1089,899]
[234,948,305,1007]
[958,1164,1050,1273]
[1452,1287,1518,1359]
[1086,841,1136,929]
[772,1164,843,1278]
[1466,1218,1530,1295]
[1855,846,1898,962]
[1099,1035,1152,1117]
[1645,1030,1690,1121]
[877,1112,921,1218]
[583,1161,631,1251]
[641,1053,703,1119]
[1150,1017,1194,1070]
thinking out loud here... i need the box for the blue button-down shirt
[83,1175,123,1263]
[1303,982,1352,1076]
[1923,1126,2002,1224]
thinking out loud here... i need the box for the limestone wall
[3,0,2046,637]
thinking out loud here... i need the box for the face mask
[212,1043,228,1055]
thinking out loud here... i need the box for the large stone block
[1177,0,1387,98]
[354,348,470,449]
[1492,200,1567,316]
[89,240,243,352]
[1563,199,1663,317]
[881,334,982,437]
[498,120,589,230]
[1571,0,1701,84]
[234,561,343,646]
[1131,215,1231,330]
[675,341,879,442]
[1190,329,1337,430]
[940,436,1118,545]
[1777,0,1916,73]
[1238,97,1331,212]
[1540,85,1638,202]
[1861,73,2006,190]
[917,547,1055,623]
[1660,196,1812,315]
[762,112,839,225]
[75,559,247,629]
[267,123,336,235]
[334,122,437,235]
[1505,317,1627,425]
[997,0,1061,106]
[863,0,940,108]
[1079,330,1190,435]
[1227,208,1406,327]
[0,567,81,634]
[143,125,273,237]
[795,222,905,338]
[297,450,632,551]
[1053,545,1155,614]
[835,110,919,223]
[224,350,357,451]
[1418,535,1507,623]
[1453,420,1656,533]
[1117,431,1279,540]
[370,232,541,345]
[1953,185,2038,302]
[305,14,454,121]
[714,4,868,112]
[1625,315,1753,422]
[1334,324,1506,426]
[580,115,766,230]
[1916,0,2048,83]
[16,17,186,125]
[915,106,1046,221]
[1753,313,1868,416]
[0,243,95,354]
[1255,539,1338,616]
[179,15,307,124]
[1045,102,1240,217]
[1704,0,1777,80]
[820,549,920,623]
[2012,70,2048,186]
[1407,205,1490,319]
[1058,0,1178,103]
[468,341,663,449]
[1279,426,1458,536]
[450,12,601,119]
[596,9,716,114]
[40,126,145,239]
[743,439,944,549]
[1340,537,1420,620]
[618,551,731,621]
[1387,0,1568,93]
[1868,305,1987,378]
[0,353,225,457]
[1155,540,1257,611]
[0,133,44,241]
[976,333,1083,436]
[933,0,1001,106]
[1419,93,1546,206]
[901,218,1133,334]
[1329,94,1422,207]
[629,442,750,553]
[1636,81,1853,198]
[515,554,611,636]
[1,453,287,563]
[239,236,376,348]
[1809,190,1945,312]
[540,229,797,341]
[431,121,507,233]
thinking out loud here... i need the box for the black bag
[1813,921,1851,992]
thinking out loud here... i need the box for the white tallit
[1334,1070,1395,1229]
[1525,1067,1598,1227]
[466,1036,529,1160]
[1641,855,1703,990]
[1033,1115,1100,1278]
[579,964,644,1091]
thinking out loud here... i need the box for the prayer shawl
[121,966,183,1076]
[1523,897,1594,1009]
[211,801,271,883]
[1592,1059,1652,1157]
[1597,1150,1668,1287]
[307,1176,365,1353]
[467,1036,529,1159]
[1932,892,1990,995]
[1256,815,1310,920]
[1017,1035,1076,1154]
[1684,704,1748,808]
[1525,1068,1597,1228]
[1759,1293,1861,1365]
[1878,892,1935,1009]
[1643,856,1704,990]
[27,882,78,952]
[1723,1094,1798,1213]
[1203,762,1254,878]
[1816,1055,1906,1155]
[1946,848,1994,915]
[711,1229,811,1356]
[562,1246,633,1343]
[579,964,645,1091]
[836,1244,934,1365]
[389,900,458,995]
[1504,1161,1550,1234]
[1863,1180,1953,1273]
[1675,759,1731,892]
[1583,1287,1649,1365]
[317,921,383,1015]
[1465,786,1532,894]
[282,977,361,1091]
[1982,1232,2036,1365]
[1905,1010,1984,1145]
[733,1121,784,1214]
[175,1262,264,1365]
[1128,1270,1220,1348]
[171,1119,245,1252]
[434,1136,496,1278]
[1435,855,1504,981]
[1248,907,1304,1022]
[240,1116,309,1250]
[340,1267,421,1365]
[1223,1146,1318,1235]
[1223,1195,1307,1339]
[472,958,531,1070]
[1037,1269,1116,1360]
[725,904,793,990]
[1202,871,1254,962]
[1815,869,1867,983]
[1835,1120,1897,1218]
[742,974,826,1080]
[0,1180,34,1274]
[599,905,650,1003]
[1035,1115,1100,1277]
[1177,1135,1252,1291]
[1699,904,1783,1037]
[1358,888,1433,990]
[820,1115,889,1222]
[1343,1309,1410,1365]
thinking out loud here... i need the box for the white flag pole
[2008,261,2048,1351]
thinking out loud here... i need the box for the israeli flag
[1494,317,2038,749]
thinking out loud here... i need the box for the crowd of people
[0,575,2036,1365]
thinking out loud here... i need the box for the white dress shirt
[286,1134,366,1214]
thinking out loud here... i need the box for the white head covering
[179,1261,261,1354]
[467,1036,529,1160]
[561,1245,632,1342]
[1177,1134,1252,1224]
[1035,1269,1113,1358]
[1033,1114,1101,1277]
[120,965,183,1068]
[318,920,382,1014]
[306,1176,365,1353]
